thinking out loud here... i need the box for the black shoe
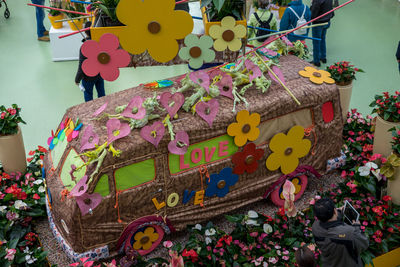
[309,61,321,67]
[321,58,327,64]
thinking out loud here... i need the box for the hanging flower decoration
[132,227,159,250]
[205,167,239,198]
[75,192,102,216]
[178,34,216,69]
[70,175,88,197]
[227,110,261,147]
[215,74,233,99]
[140,121,165,148]
[92,102,108,117]
[116,0,193,63]
[168,130,189,155]
[232,143,264,175]
[298,66,335,85]
[82,33,131,82]
[80,125,99,152]
[282,180,297,217]
[266,125,311,175]
[121,95,146,120]
[245,60,262,82]
[209,16,246,52]
[190,70,210,93]
[196,99,219,128]
[160,92,185,118]
[106,118,131,143]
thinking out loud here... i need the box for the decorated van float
[43,55,345,261]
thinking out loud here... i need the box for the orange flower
[299,66,335,84]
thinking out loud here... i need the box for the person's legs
[31,0,46,38]
[94,78,105,98]
[82,80,95,102]
[319,22,330,62]
[312,25,323,64]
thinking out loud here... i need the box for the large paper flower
[116,0,193,63]
[266,125,311,175]
[179,34,215,69]
[190,70,210,93]
[205,167,239,198]
[82,33,131,81]
[121,95,146,120]
[227,110,260,147]
[106,118,131,143]
[80,125,99,152]
[132,227,159,250]
[70,175,88,197]
[232,143,264,175]
[75,192,102,216]
[209,16,246,52]
[299,67,335,85]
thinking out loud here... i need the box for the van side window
[59,148,87,190]
[114,158,156,191]
[94,174,110,197]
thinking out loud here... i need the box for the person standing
[310,0,334,67]
[396,41,400,73]
[31,0,49,41]
[279,0,311,43]
[247,0,278,47]
[75,22,105,102]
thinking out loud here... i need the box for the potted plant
[382,126,400,204]
[200,0,247,35]
[64,2,87,31]
[48,0,64,29]
[270,0,291,19]
[370,91,400,157]
[326,61,364,121]
[0,104,27,173]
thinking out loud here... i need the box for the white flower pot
[337,82,353,122]
[373,116,400,158]
[0,127,26,173]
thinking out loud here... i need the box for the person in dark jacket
[310,0,334,66]
[175,0,189,12]
[279,0,311,43]
[396,41,400,73]
[75,21,105,102]
[312,198,369,267]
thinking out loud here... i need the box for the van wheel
[270,174,308,207]
[124,225,165,256]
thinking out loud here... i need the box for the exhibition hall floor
[0,0,399,151]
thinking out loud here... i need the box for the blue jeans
[82,79,105,102]
[31,0,46,37]
[312,22,330,64]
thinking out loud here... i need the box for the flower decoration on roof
[299,66,335,85]
[232,143,264,175]
[75,192,102,216]
[266,125,311,175]
[116,0,193,63]
[227,110,260,147]
[80,125,99,152]
[140,121,165,147]
[121,95,146,120]
[82,33,131,81]
[70,175,88,197]
[196,99,219,128]
[179,34,216,69]
[245,59,262,82]
[215,73,233,99]
[92,102,108,117]
[190,70,210,93]
[132,227,159,250]
[205,167,239,198]
[209,16,246,52]
[160,92,185,118]
[106,118,131,143]
[48,117,82,150]
[168,130,189,155]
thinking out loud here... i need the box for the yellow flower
[298,66,335,84]
[116,0,193,63]
[266,125,311,175]
[132,227,159,250]
[227,110,260,147]
[209,16,246,52]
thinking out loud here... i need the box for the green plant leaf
[200,0,212,8]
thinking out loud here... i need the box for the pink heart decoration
[189,70,210,94]
[75,192,102,216]
[70,175,88,197]
[216,74,233,99]
[196,99,219,128]
[168,130,189,155]
[160,92,185,118]
[140,121,165,147]
[80,125,99,152]
[268,66,286,86]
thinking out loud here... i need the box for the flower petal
[281,156,299,174]
[266,153,281,171]
[213,38,227,51]
[227,38,242,52]
[221,16,236,28]
[233,24,246,38]
[81,40,100,59]
[99,33,120,52]
[178,46,190,60]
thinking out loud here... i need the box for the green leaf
[8,238,18,249]
[200,0,212,8]
[384,112,390,121]
[381,239,389,253]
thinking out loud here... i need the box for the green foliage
[369,91,400,123]
[91,0,120,22]
[201,0,245,21]
[63,2,86,18]
[271,0,292,6]
[390,126,400,155]
[0,104,25,136]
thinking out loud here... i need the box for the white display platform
[49,23,84,62]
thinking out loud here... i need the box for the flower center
[313,72,321,77]
[84,198,91,205]
[88,136,93,143]
[222,30,235,42]
[223,85,230,91]
[285,147,293,156]
[242,124,251,134]
[113,130,120,137]
[245,155,255,165]
[189,46,202,58]
[79,186,85,192]
[97,52,110,64]
[140,236,150,244]
[148,21,161,34]
[131,107,138,114]
[217,180,226,189]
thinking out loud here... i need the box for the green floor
[0,0,399,151]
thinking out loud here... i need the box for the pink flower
[5,248,16,261]
[169,250,184,267]
[82,33,130,81]
[106,118,131,143]
[216,74,233,99]
[0,112,6,119]
[80,125,99,152]
[8,109,16,115]
[348,131,355,135]
[346,181,357,190]
[75,192,102,216]
[33,193,40,200]
[282,256,289,260]
[250,232,259,237]
[315,195,321,200]
[121,95,146,120]
[309,198,315,205]
[268,257,278,264]
[245,59,262,81]
[70,175,88,197]
[163,240,173,248]
[189,70,210,93]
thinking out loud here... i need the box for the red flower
[182,249,198,262]
[37,145,47,153]
[28,151,35,156]
[27,157,33,163]
[372,206,384,216]
[33,193,40,200]
[374,237,382,243]
[232,143,264,175]
[388,227,394,233]
[0,112,6,119]
[383,195,392,202]
[7,108,16,115]
[278,207,285,217]
[17,191,27,200]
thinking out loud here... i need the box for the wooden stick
[248,22,329,41]
[27,3,89,16]
[58,27,90,39]
[253,51,301,105]
[55,15,93,22]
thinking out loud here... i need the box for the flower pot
[48,13,64,29]
[365,246,400,267]
[336,81,353,121]
[90,14,126,42]
[68,18,85,31]
[0,127,26,173]
[201,7,247,35]
[388,167,400,205]
[373,116,400,157]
